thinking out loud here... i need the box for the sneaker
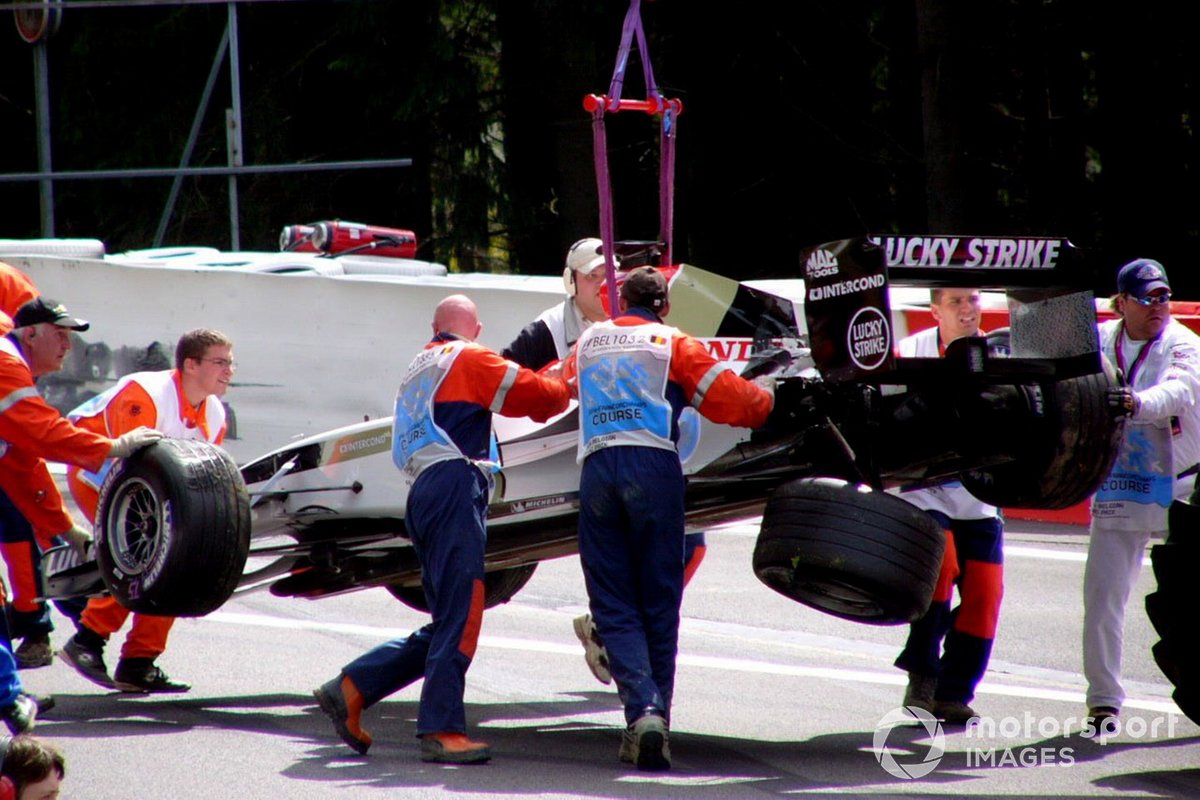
[29,694,54,715]
[902,672,936,714]
[618,713,671,771]
[419,732,491,764]
[60,634,115,689]
[933,700,980,725]
[0,694,37,734]
[1083,706,1120,738]
[113,659,191,694]
[313,675,372,754]
[14,634,53,669]
[572,614,612,685]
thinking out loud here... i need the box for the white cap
[565,238,610,275]
[563,238,618,297]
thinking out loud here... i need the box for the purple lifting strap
[586,0,680,313]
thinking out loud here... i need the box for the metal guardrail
[6,0,413,249]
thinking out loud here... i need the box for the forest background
[0,0,1195,295]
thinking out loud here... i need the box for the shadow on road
[31,688,1200,798]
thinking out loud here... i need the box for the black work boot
[60,629,114,689]
[113,658,191,694]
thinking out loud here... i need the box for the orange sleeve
[102,381,159,436]
[454,345,570,423]
[495,359,570,422]
[671,334,773,429]
[0,357,112,470]
[0,460,74,547]
[0,263,39,319]
[561,345,579,397]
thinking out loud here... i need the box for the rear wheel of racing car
[752,477,945,625]
[95,438,251,617]
[960,355,1123,509]
[387,563,538,614]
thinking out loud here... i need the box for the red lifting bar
[585,0,681,313]
[583,94,684,117]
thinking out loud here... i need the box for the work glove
[752,374,778,398]
[1107,386,1140,418]
[109,426,165,458]
[59,523,93,560]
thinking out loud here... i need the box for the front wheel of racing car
[1145,494,1200,724]
[960,353,1124,509]
[386,563,538,613]
[95,438,251,617]
[752,477,945,625]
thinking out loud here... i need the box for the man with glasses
[1084,258,1200,736]
[60,328,234,693]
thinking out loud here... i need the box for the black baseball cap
[619,266,668,312]
[1116,258,1170,299]
[13,297,90,331]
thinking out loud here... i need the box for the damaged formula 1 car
[42,234,1123,641]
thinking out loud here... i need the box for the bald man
[314,294,569,764]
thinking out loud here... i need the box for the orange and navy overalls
[567,309,772,725]
[0,331,110,704]
[338,333,568,735]
[0,261,70,644]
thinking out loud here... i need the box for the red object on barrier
[279,221,418,259]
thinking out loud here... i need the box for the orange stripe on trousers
[458,578,485,660]
[931,530,959,603]
[953,560,1004,639]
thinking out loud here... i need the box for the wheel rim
[796,576,886,619]
[107,477,166,576]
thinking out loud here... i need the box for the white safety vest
[69,369,226,491]
[537,298,590,362]
[892,326,1000,521]
[576,320,676,460]
[0,336,33,460]
[392,339,506,482]
[71,370,224,441]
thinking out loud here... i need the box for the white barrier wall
[13,254,563,463]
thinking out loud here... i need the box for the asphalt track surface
[18,517,1200,799]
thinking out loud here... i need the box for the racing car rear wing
[801,235,1103,384]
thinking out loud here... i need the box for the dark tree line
[1,0,1197,294]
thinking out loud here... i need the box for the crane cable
[583,0,683,313]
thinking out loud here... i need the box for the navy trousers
[342,460,488,735]
[578,446,685,726]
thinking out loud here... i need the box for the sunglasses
[1130,293,1171,306]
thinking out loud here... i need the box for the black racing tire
[1149,543,1196,589]
[387,563,538,614]
[95,438,251,617]
[1147,532,1200,725]
[960,356,1123,509]
[1174,685,1200,726]
[1145,589,1188,640]
[752,477,945,625]
[1151,640,1188,687]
